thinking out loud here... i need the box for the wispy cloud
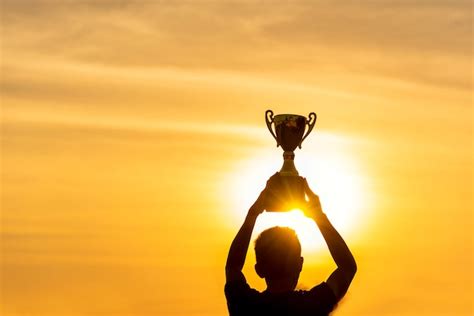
[2,0,471,89]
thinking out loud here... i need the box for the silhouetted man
[225,178,357,315]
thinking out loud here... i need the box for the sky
[1,1,472,315]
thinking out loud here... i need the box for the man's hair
[254,226,302,279]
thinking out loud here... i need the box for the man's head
[254,226,303,289]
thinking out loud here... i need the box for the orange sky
[1,1,472,315]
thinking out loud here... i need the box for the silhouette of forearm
[315,214,357,298]
[225,214,258,281]
[303,180,356,298]
[316,215,356,272]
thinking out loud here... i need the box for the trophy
[265,110,317,211]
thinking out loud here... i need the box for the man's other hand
[303,179,325,221]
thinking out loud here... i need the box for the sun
[224,139,370,252]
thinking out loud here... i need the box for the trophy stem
[279,151,299,176]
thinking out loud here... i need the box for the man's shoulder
[225,280,336,301]
[225,279,260,297]
[296,282,336,297]
[291,282,339,312]
[225,280,338,316]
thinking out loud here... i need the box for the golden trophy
[265,110,317,211]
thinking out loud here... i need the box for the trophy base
[265,173,305,212]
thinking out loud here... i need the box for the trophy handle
[299,112,317,148]
[265,110,279,147]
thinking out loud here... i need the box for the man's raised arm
[225,189,266,283]
[303,180,357,300]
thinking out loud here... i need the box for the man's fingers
[303,178,318,199]
[266,172,279,188]
[256,188,268,208]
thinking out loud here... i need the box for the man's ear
[255,263,265,279]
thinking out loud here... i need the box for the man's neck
[265,278,297,293]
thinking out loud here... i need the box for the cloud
[2,0,471,90]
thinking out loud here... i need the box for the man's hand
[303,179,325,222]
[248,188,267,218]
[248,173,279,218]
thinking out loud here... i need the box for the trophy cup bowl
[265,110,317,212]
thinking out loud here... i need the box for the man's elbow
[347,260,357,278]
[342,259,357,280]
[348,262,357,277]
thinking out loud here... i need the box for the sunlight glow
[226,139,370,251]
